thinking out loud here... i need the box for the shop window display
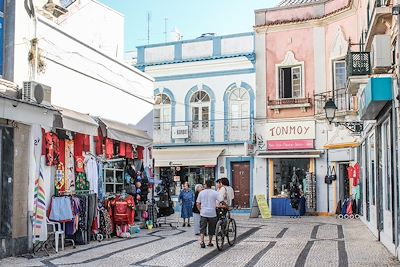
[273,159,309,196]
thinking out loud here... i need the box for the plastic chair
[47,219,65,253]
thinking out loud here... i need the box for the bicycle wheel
[215,220,225,251]
[227,218,237,246]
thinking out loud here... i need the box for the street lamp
[392,4,400,16]
[323,98,364,133]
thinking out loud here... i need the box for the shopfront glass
[272,158,309,196]
[184,167,215,191]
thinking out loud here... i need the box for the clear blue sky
[97,0,281,51]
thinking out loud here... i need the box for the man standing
[196,180,222,248]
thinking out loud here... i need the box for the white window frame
[275,51,305,100]
[333,59,347,91]
[190,90,210,129]
[154,93,171,131]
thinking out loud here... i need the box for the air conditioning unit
[44,0,68,17]
[371,35,392,73]
[22,81,52,106]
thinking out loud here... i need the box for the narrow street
[1,215,398,267]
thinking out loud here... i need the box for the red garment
[119,142,126,157]
[75,156,84,173]
[94,136,103,156]
[105,138,114,159]
[110,195,135,225]
[74,133,84,157]
[41,128,46,155]
[353,163,360,186]
[83,135,90,152]
[347,166,354,181]
[137,146,144,160]
[59,139,65,166]
[45,132,60,166]
[125,143,133,159]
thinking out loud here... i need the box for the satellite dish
[34,83,44,104]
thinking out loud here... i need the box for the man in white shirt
[196,180,222,248]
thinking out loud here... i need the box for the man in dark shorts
[196,180,222,248]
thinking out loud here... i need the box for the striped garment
[33,161,47,241]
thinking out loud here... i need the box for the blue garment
[179,189,194,219]
[98,162,104,200]
[49,196,74,222]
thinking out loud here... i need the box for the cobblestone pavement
[1,215,399,267]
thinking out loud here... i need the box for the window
[190,90,210,128]
[228,87,250,140]
[368,134,376,205]
[382,120,391,211]
[154,94,171,130]
[279,66,302,99]
[334,60,346,91]
[103,159,125,194]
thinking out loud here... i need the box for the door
[0,126,13,237]
[231,162,250,208]
[338,164,350,202]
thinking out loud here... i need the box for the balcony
[346,51,371,95]
[359,77,392,120]
[267,97,312,113]
[365,1,392,49]
[153,118,254,145]
[314,90,358,119]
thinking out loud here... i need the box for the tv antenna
[147,11,151,44]
[163,17,168,43]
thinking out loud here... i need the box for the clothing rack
[57,189,94,196]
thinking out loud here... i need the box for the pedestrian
[196,180,222,248]
[179,181,194,227]
[192,184,203,235]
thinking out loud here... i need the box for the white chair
[47,219,65,253]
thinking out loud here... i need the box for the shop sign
[266,121,315,141]
[267,140,314,150]
[244,142,255,156]
[171,126,189,139]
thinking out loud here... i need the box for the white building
[0,0,153,257]
[137,33,256,209]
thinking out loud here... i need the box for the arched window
[229,87,250,140]
[190,90,210,128]
[154,93,171,130]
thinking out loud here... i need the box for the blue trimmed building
[137,32,256,209]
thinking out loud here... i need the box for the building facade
[0,0,153,257]
[254,0,363,216]
[137,33,256,209]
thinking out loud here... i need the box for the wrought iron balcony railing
[153,118,254,144]
[346,51,371,77]
[267,97,312,106]
[314,90,357,116]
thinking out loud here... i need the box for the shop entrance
[231,162,250,208]
[0,126,13,237]
[338,163,350,202]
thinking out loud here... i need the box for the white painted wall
[182,41,213,59]
[222,35,254,55]
[13,1,154,125]
[58,0,125,59]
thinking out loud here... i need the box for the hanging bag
[329,166,337,181]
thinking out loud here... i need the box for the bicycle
[215,207,237,251]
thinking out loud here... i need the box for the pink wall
[263,0,362,120]
[266,28,315,119]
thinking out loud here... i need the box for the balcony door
[154,93,171,143]
[229,87,250,141]
[190,90,210,142]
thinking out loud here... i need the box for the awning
[54,106,99,136]
[323,142,360,150]
[98,117,152,147]
[153,147,224,167]
[256,149,324,159]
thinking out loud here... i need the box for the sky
[97,0,282,52]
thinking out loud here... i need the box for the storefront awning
[323,142,360,150]
[54,106,99,136]
[153,147,224,167]
[98,117,152,147]
[256,149,324,159]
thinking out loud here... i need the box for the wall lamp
[324,98,364,133]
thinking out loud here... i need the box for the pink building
[253,0,364,218]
